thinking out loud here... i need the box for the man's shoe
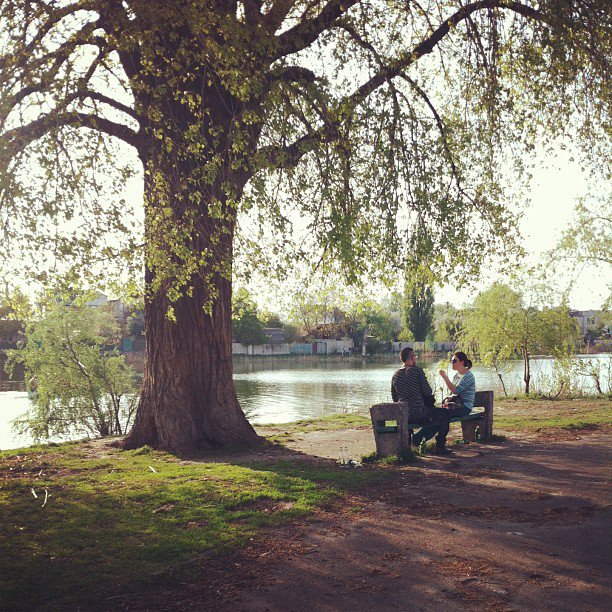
[434,445,453,455]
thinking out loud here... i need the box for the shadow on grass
[2,427,610,610]
[0,438,390,609]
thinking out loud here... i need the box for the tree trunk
[494,363,508,397]
[123,156,259,453]
[523,349,531,395]
[124,271,259,453]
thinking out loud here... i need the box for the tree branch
[242,0,264,25]
[3,112,143,158]
[398,74,462,192]
[6,1,102,64]
[67,90,141,122]
[97,0,142,81]
[268,65,318,85]
[260,0,543,169]
[273,0,361,60]
[263,0,297,32]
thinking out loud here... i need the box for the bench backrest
[474,390,494,409]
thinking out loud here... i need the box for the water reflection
[233,355,610,424]
[1,354,608,449]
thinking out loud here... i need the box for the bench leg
[461,421,479,443]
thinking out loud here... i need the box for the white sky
[436,149,609,311]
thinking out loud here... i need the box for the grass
[493,397,611,433]
[0,440,388,609]
[2,398,609,608]
[361,448,418,465]
[261,412,370,443]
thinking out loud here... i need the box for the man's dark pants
[412,407,468,447]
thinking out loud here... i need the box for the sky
[248,145,609,315]
[434,149,608,311]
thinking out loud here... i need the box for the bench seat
[378,407,486,433]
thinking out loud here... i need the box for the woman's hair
[453,351,472,369]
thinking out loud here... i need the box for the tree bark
[123,156,259,453]
[124,270,259,453]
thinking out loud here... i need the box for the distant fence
[392,341,457,353]
[232,339,354,356]
[232,343,293,356]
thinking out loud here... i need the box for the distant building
[263,327,285,344]
[569,310,600,335]
[85,292,108,308]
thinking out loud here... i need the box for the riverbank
[1,398,610,610]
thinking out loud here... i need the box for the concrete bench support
[472,390,494,441]
[369,402,410,458]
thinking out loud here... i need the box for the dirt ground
[119,423,611,612]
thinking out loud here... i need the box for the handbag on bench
[443,393,464,412]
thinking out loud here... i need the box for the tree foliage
[548,197,612,308]
[232,288,268,345]
[433,302,463,342]
[460,282,580,394]
[0,1,609,450]
[1,1,609,290]
[7,305,139,441]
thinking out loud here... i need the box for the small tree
[7,305,139,442]
[461,283,579,395]
[403,282,434,342]
[359,301,397,351]
[232,288,268,345]
[433,302,464,343]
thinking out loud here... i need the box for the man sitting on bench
[390,347,453,455]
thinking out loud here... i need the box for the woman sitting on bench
[439,351,476,415]
[412,352,476,449]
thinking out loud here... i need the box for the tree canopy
[460,282,580,394]
[1,1,609,290]
[0,1,609,451]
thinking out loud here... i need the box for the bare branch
[3,111,143,158]
[67,90,141,122]
[273,0,361,60]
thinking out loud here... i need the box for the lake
[1,354,609,450]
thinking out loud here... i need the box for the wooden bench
[370,391,494,457]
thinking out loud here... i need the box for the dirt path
[123,428,611,611]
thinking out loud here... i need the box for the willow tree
[1,1,608,451]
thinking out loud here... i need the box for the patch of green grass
[361,451,377,464]
[0,440,389,609]
[492,398,611,433]
[360,448,417,465]
[262,413,370,441]
[481,434,508,443]
[494,413,611,431]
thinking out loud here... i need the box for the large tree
[0,1,608,451]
